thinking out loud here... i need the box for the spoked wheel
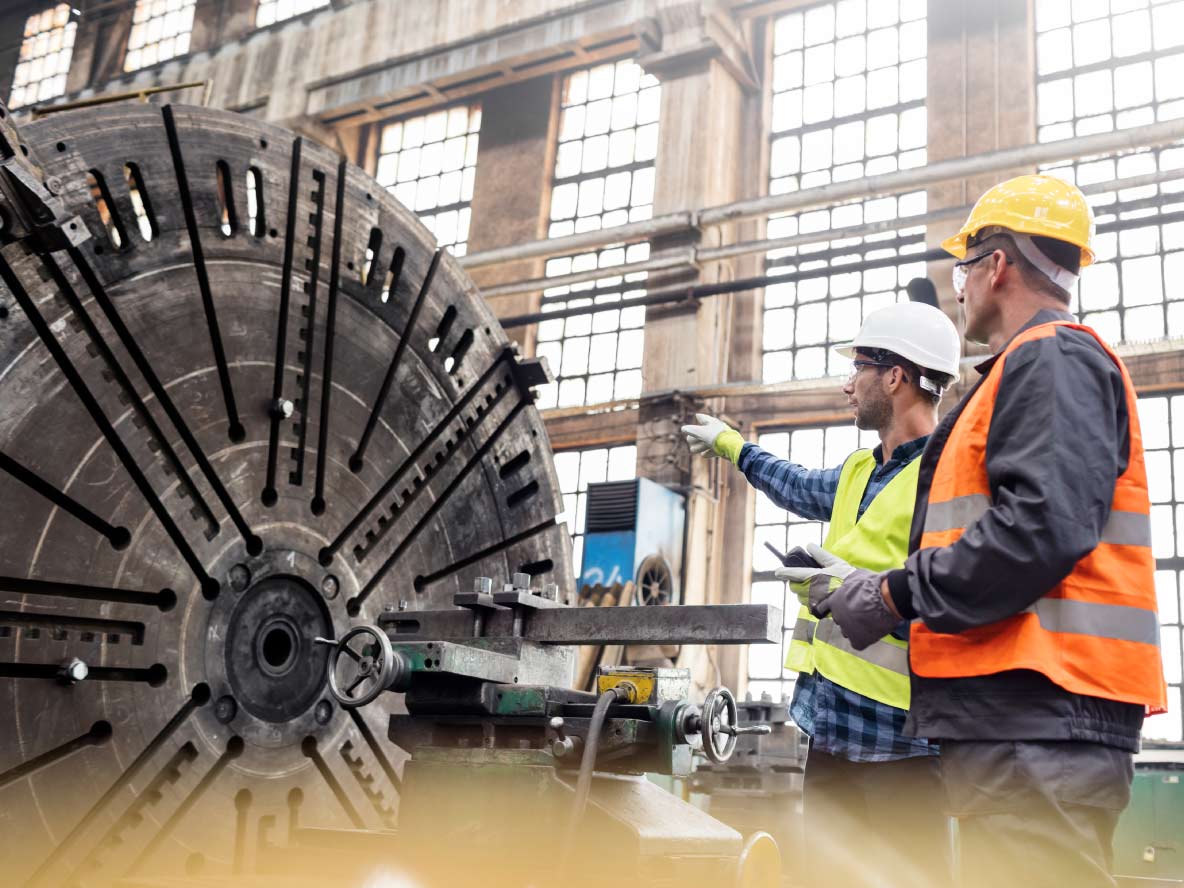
[322,626,399,708]
[0,103,573,884]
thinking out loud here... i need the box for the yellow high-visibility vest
[783,449,917,709]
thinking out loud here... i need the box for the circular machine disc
[0,103,573,884]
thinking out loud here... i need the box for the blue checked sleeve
[735,443,842,522]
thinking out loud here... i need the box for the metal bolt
[512,572,530,591]
[229,563,251,592]
[542,583,559,601]
[760,691,773,703]
[270,398,295,420]
[321,574,339,600]
[59,657,88,684]
[314,699,333,725]
[548,716,565,731]
[215,695,237,724]
[473,576,493,595]
[551,736,576,758]
[398,599,408,611]
[44,176,62,195]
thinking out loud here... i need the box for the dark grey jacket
[885,309,1145,752]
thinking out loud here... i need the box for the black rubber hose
[558,686,627,866]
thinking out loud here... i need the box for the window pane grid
[376,105,482,256]
[1035,0,1184,344]
[746,423,878,700]
[255,0,329,28]
[763,0,928,384]
[125,0,196,72]
[9,4,76,110]
[1137,392,1184,743]
[536,59,659,410]
[553,444,638,577]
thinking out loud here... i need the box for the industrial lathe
[0,98,783,886]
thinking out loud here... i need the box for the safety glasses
[952,250,999,298]
[845,359,894,385]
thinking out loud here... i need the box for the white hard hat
[834,302,961,393]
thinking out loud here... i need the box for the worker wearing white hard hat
[682,299,961,888]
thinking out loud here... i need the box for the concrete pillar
[927,0,1035,325]
[465,75,557,355]
[638,2,759,691]
[190,0,227,55]
[713,15,774,693]
[208,0,258,47]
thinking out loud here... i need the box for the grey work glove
[814,569,898,650]
[775,543,855,615]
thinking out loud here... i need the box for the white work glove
[681,414,745,464]
[774,543,855,616]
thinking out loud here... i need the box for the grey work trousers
[800,747,952,888]
[940,740,1134,888]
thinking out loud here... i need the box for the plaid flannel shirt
[737,437,936,762]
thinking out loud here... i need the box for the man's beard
[855,389,891,431]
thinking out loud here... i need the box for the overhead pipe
[461,119,1184,272]
[484,167,1184,300]
[499,204,1184,330]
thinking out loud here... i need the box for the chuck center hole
[263,627,293,668]
[256,620,298,675]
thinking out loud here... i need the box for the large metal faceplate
[0,104,572,884]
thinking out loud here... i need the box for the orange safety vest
[910,320,1167,711]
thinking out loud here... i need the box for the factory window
[553,444,637,577]
[534,60,659,410]
[1137,393,1184,744]
[746,422,877,700]
[376,105,481,256]
[124,0,197,72]
[8,4,76,110]
[255,0,329,28]
[762,0,928,383]
[1036,0,1184,343]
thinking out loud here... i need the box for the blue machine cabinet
[579,478,686,605]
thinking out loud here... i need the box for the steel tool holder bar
[378,603,782,646]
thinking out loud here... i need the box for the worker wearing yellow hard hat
[941,173,1097,264]
[819,173,1166,888]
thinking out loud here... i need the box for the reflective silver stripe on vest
[1100,510,1152,547]
[814,617,909,676]
[923,494,990,533]
[926,497,1150,548]
[1024,598,1160,646]
[792,618,816,644]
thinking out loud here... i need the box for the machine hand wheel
[700,687,740,764]
[318,625,398,708]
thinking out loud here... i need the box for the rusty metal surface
[0,103,572,884]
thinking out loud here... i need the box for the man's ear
[989,249,1009,289]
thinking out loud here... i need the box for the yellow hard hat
[941,174,1095,267]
